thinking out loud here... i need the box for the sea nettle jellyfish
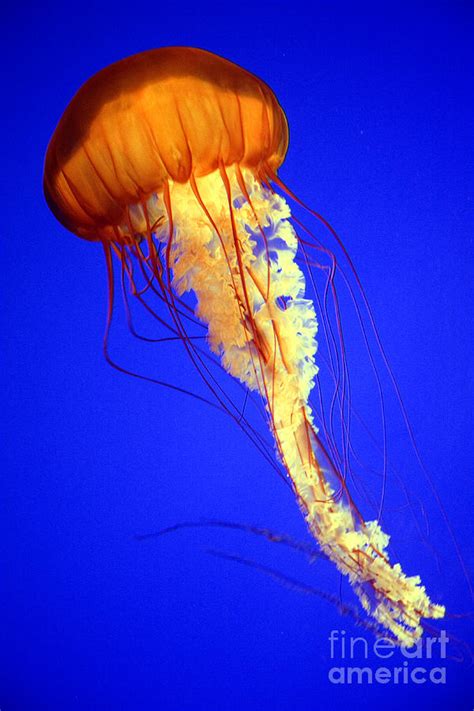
[43,47,445,645]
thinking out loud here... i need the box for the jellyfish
[43,47,445,645]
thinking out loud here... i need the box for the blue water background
[2,3,473,709]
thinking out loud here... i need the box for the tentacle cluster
[133,167,444,645]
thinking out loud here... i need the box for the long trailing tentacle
[139,166,446,644]
[105,165,448,644]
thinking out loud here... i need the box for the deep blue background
[2,2,473,709]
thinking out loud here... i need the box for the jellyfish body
[44,47,444,645]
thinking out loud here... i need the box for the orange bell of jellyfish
[43,46,288,241]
